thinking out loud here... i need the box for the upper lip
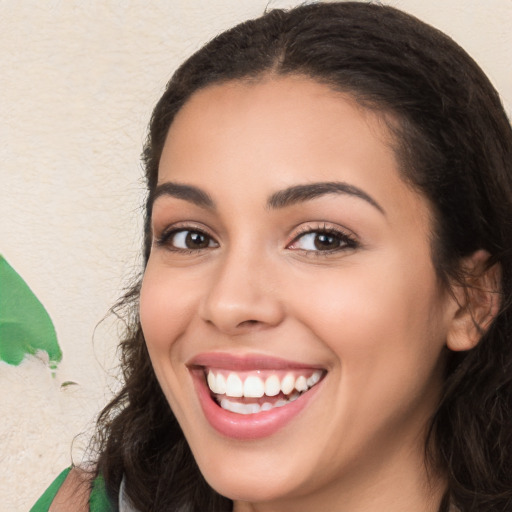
[187,352,326,371]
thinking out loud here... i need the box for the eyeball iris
[295,232,343,251]
[173,230,212,249]
[313,233,340,250]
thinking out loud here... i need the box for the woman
[33,2,512,511]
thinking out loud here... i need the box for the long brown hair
[93,3,512,510]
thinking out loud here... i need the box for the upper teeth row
[207,370,322,398]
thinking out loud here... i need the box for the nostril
[238,319,259,327]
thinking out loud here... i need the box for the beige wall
[1,1,510,509]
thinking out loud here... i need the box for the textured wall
[0,1,510,509]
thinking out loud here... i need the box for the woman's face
[140,77,457,509]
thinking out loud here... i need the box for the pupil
[314,233,338,250]
[186,231,208,248]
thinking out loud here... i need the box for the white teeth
[307,370,322,387]
[220,398,259,415]
[295,375,308,392]
[216,373,227,394]
[248,403,261,414]
[220,399,262,415]
[225,373,243,397]
[264,375,281,396]
[281,373,296,395]
[207,370,216,391]
[219,393,305,415]
[243,375,265,398]
[207,370,227,394]
[206,369,324,399]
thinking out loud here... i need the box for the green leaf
[0,255,62,367]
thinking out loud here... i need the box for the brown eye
[169,230,217,250]
[185,231,210,249]
[288,229,357,253]
[313,233,341,250]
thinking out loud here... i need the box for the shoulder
[31,467,102,512]
[49,467,91,512]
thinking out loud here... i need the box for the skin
[50,469,89,512]
[139,76,462,512]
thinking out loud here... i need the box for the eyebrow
[151,180,384,215]
[151,182,216,210]
[267,181,385,214]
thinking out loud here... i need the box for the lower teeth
[219,393,300,415]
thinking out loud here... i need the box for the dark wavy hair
[92,3,512,511]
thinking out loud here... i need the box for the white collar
[118,476,140,512]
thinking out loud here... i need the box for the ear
[446,250,502,352]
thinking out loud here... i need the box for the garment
[30,467,115,512]
[118,476,140,512]
[32,468,459,511]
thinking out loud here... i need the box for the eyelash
[154,223,358,255]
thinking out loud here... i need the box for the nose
[199,248,285,335]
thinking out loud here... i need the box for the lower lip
[192,370,322,440]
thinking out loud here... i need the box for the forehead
[162,77,394,181]
[165,76,394,153]
[158,76,428,221]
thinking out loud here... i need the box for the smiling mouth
[204,368,326,415]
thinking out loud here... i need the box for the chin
[204,469,297,505]
[186,441,307,504]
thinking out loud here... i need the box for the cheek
[290,255,448,393]
[139,264,198,354]
[139,264,202,419]
[290,261,448,460]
